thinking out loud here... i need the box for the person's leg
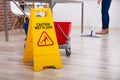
[102,0,112,29]
[96,0,112,34]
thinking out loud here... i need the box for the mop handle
[91,5,100,31]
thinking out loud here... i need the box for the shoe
[95,29,109,34]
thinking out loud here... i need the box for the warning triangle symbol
[37,31,54,46]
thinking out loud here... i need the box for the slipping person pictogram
[37,31,54,46]
[41,36,48,45]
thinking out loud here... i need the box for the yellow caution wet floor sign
[23,8,62,71]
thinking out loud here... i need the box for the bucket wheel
[65,48,71,57]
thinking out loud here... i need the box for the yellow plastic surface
[23,8,62,71]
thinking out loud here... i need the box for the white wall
[53,0,120,28]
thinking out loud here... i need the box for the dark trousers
[101,0,112,29]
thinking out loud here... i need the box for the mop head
[81,30,100,38]
[81,34,100,38]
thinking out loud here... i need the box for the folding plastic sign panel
[23,8,62,71]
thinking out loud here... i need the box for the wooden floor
[0,27,120,80]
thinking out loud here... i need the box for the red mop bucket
[54,22,72,45]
